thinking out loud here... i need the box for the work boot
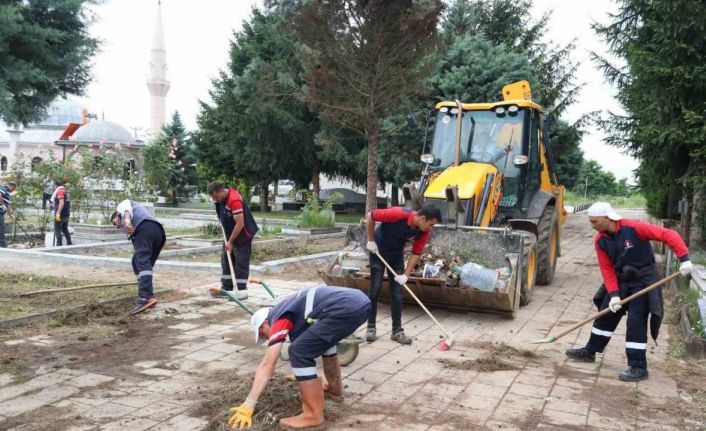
[391,329,413,345]
[129,298,157,315]
[322,355,343,402]
[208,287,226,298]
[279,378,325,431]
[618,367,649,382]
[565,347,595,363]
[236,289,248,300]
[365,327,377,343]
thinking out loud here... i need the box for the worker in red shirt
[53,180,72,246]
[206,182,259,300]
[364,205,441,345]
[566,202,693,381]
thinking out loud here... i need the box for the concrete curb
[0,288,174,329]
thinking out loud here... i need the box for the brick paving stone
[347,368,392,386]
[356,388,407,407]
[474,370,519,387]
[0,395,49,417]
[112,390,167,408]
[29,385,80,404]
[375,420,430,431]
[98,417,159,431]
[515,371,555,387]
[144,378,195,395]
[455,392,500,411]
[542,408,587,426]
[65,389,128,407]
[388,370,438,386]
[129,400,186,421]
[465,382,509,399]
[133,360,161,368]
[80,401,137,420]
[508,382,552,399]
[0,374,14,388]
[148,414,209,431]
[491,393,545,422]
[139,367,180,377]
[485,420,523,431]
[205,342,243,354]
[0,383,32,403]
[66,373,115,388]
[167,322,202,331]
[183,348,227,362]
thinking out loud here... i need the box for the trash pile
[408,243,512,291]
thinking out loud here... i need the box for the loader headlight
[494,107,506,115]
[421,154,435,164]
[513,155,529,165]
[508,105,519,113]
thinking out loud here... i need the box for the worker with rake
[565,202,693,381]
[206,182,259,300]
[228,285,370,430]
[364,205,441,345]
[111,200,166,315]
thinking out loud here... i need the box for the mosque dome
[35,99,84,127]
[70,119,136,145]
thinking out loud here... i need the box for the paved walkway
[0,212,691,430]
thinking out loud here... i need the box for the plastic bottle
[453,262,499,291]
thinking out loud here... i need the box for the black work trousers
[586,283,650,369]
[54,217,72,246]
[220,241,252,291]
[367,252,404,333]
[131,221,166,299]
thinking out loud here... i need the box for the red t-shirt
[56,187,66,201]
[268,317,294,346]
[370,207,431,255]
[225,188,244,215]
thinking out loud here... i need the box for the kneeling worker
[111,200,166,315]
[229,285,370,430]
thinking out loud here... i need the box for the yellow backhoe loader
[321,81,567,317]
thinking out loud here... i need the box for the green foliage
[143,112,197,206]
[194,7,321,199]
[427,34,531,102]
[593,0,706,239]
[296,191,341,228]
[293,0,443,211]
[0,0,99,125]
[199,223,223,239]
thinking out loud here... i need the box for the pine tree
[0,0,98,125]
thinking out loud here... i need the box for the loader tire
[536,205,559,286]
[520,234,538,306]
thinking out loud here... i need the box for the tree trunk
[260,184,270,213]
[390,186,399,207]
[366,126,380,212]
[312,159,321,199]
[273,180,278,201]
[682,183,692,246]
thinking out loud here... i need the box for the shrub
[296,191,342,228]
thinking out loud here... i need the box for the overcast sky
[78,0,638,183]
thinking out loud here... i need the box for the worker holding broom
[228,285,370,430]
[565,202,693,381]
[206,182,259,300]
[0,181,16,248]
[111,200,166,315]
[364,205,441,345]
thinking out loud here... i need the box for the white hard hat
[587,202,622,221]
[250,308,271,344]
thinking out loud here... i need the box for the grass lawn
[0,274,137,321]
[564,191,646,209]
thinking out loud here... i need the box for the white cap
[587,202,622,221]
[250,308,271,344]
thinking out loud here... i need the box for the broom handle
[550,272,680,342]
[220,223,238,287]
[375,251,451,339]
[19,281,137,296]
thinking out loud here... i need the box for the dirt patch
[517,408,544,431]
[439,355,519,372]
[0,405,82,431]
[0,273,135,321]
[191,371,351,431]
[440,341,539,372]
[471,341,540,359]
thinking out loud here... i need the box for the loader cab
[425,102,544,218]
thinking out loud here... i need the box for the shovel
[530,272,680,344]
[374,251,455,351]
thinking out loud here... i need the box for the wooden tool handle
[551,272,680,342]
[375,251,451,338]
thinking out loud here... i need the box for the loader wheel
[536,205,559,286]
[520,234,538,306]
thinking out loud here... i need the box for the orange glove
[54,214,61,223]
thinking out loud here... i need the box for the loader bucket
[322,224,527,318]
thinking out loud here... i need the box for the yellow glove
[54,214,61,223]
[228,404,254,430]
